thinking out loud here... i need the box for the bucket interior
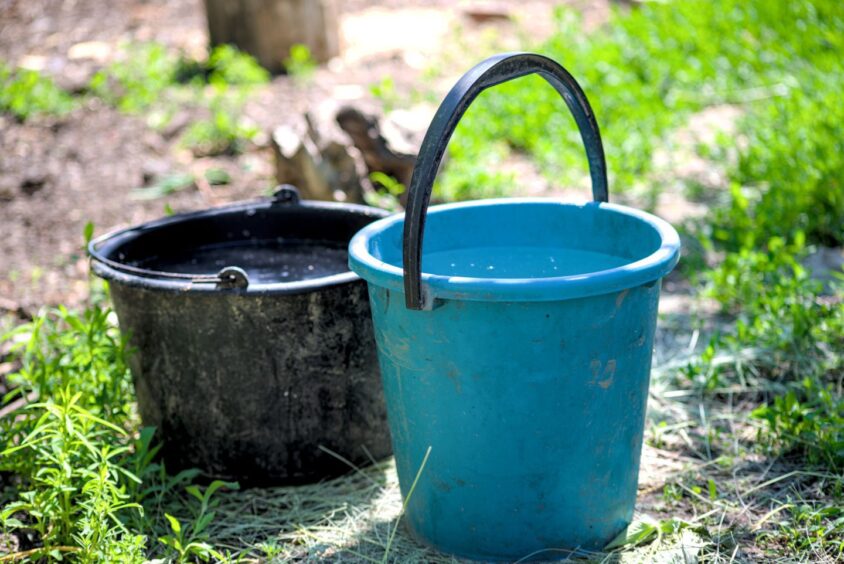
[369,202,664,279]
[97,203,384,284]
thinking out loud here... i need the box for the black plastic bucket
[89,186,392,485]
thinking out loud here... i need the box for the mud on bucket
[348,53,681,560]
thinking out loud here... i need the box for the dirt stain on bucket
[445,365,462,394]
[615,289,630,309]
[590,358,617,389]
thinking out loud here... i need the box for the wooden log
[272,110,366,203]
[203,0,339,73]
[336,106,417,189]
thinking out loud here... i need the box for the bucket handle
[402,52,608,310]
[88,186,305,289]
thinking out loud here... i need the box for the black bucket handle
[402,52,609,310]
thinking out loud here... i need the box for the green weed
[777,503,844,556]
[91,43,269,114]
[711,71,844,251]
[131,172,195,200]
[365,171,404,211]
[284,43,317,83]
[88,42,267,156]
[0,307,233,562]
[370,76,399,113]
[204,168,231,186]
[0,64,75,121]
[180,89,260,156]
[158,480,238,563]
[436,127,514,202]
[0,310,146,560]
[206,44,270,86]
[752,378,844,470]
[439,0,844,198]
[2,306,134,420]
[90,43,179,113]
[605,515,693,550]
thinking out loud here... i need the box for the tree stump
[203,0,339,73]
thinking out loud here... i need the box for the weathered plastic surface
[369,282,660,558]
[90,193,392,485]
[348,52,681,560]
[108,281,390,485]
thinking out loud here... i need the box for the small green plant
[0,305,238,561]
[436,124,515,202]
[2,306,134,419]
[284,43,317,82]
[256,540,286,559]
[0,63,75,120]
[370,76,398,113]
[0,389,147,560]
[131,172,195,200]
[365,171,405,211]
[90,43,179,113]
[712,70,844,250]
[206,44,270,86]
[760,502,844,556]
[158,480,238,562]
[91,41,269,146]
[438,0,844,197]
[204,167,231,185]
[752,378,844,470]
[0,307,144,559]
[605,515,693,549]
[181,90,259,156]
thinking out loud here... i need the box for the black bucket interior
[93,198,388,287]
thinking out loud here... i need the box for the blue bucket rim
[348,198,681,303]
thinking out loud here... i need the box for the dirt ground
[0,0,614,314]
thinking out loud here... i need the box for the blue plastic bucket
[349,53,681,560]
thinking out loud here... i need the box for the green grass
[0,308,239,562]
[179,89,260,157]
[437,0,844,203]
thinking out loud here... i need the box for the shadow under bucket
[348,53,681,560]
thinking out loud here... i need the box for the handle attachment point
[272,184,301,205]
[216,266,250,289]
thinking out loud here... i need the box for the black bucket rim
[89,192,391,296]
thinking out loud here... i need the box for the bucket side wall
[368,282,661,559]
[109,280,392,484]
